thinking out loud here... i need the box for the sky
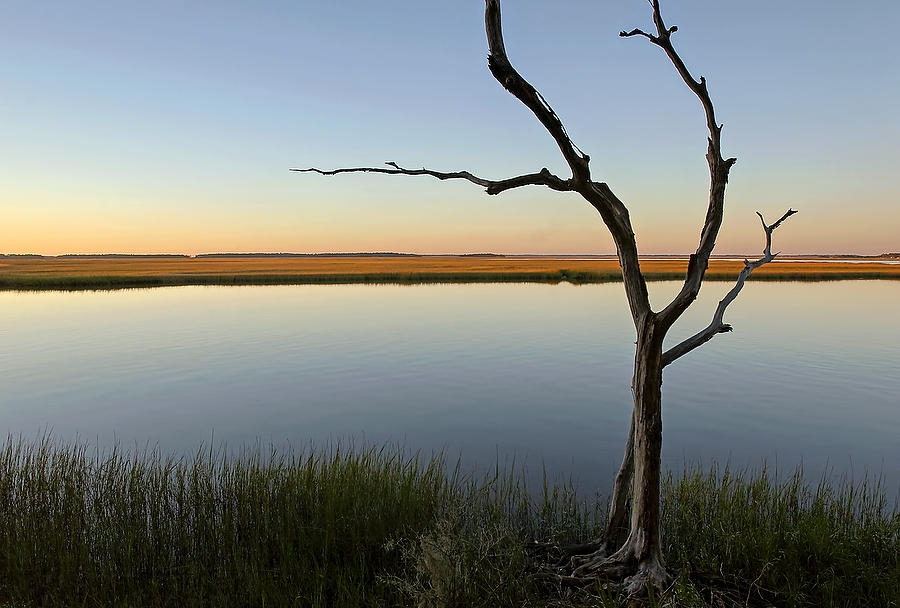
[1,0,897,256]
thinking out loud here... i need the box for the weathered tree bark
[603,411,634,553]
[610,314,668,592]
[294,0,798,596]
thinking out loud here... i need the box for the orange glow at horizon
[3,183,897,257]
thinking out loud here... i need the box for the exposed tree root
[530,538,667,597]
[530,540,777,607]
[621,556,669,597]
[527,538,605,568]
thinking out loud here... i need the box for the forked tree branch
[620,4,725,161]
[661,208,798,367]
[291,162,573,195]
[621,0,738,330]
[485,0,652,321]
[484,0,590,183]
[297,1,654,323]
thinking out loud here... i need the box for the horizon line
[3,251,899,259]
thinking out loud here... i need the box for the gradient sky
[2,1,897,255]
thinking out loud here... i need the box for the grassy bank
[2,255,899,290]
[4,271,900,291]
[0,271,625,290]
[0,437,896,607]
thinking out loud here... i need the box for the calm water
[1,281,897,493]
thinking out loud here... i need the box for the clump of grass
[383,465,605,607]
[662,465,899,607]
[0,436,896,607]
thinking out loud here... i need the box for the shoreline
[2,256,899,290]
[2,437,895,607]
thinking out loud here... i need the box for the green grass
[662,465,899,607]
[2,271,899,291]
[0,436,896,607]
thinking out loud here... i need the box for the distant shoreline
[2,255,899,290]
[3,252,899,260]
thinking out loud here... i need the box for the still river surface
[1,280,897,494]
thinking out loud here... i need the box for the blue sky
[2,1,897,254]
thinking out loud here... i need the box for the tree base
[530,537,668,597]
[529,538,777,607]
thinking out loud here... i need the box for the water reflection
[1,281,897,494]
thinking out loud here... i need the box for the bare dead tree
[294,0,796,594]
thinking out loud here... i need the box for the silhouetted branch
[621,3,717,148]
[619,28,656,42]
[623,0,738,329]
[661,208,798,367]
[484,0,590,183]
[762,208,797,240]
[485,0,652,322]
[291,162,573,195]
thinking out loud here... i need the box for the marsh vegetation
[2,256,898,290]
[0,437,895,607]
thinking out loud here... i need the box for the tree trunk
[603,412,634,552]
[612,314,668,592]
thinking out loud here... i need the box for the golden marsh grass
[1,255,898,289]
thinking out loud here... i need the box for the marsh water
[2,280,898,493]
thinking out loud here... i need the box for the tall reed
[0,436,896,607]
[662,465,899,607]
[0,437,454,606]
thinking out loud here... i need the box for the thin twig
[291,162,573,195]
